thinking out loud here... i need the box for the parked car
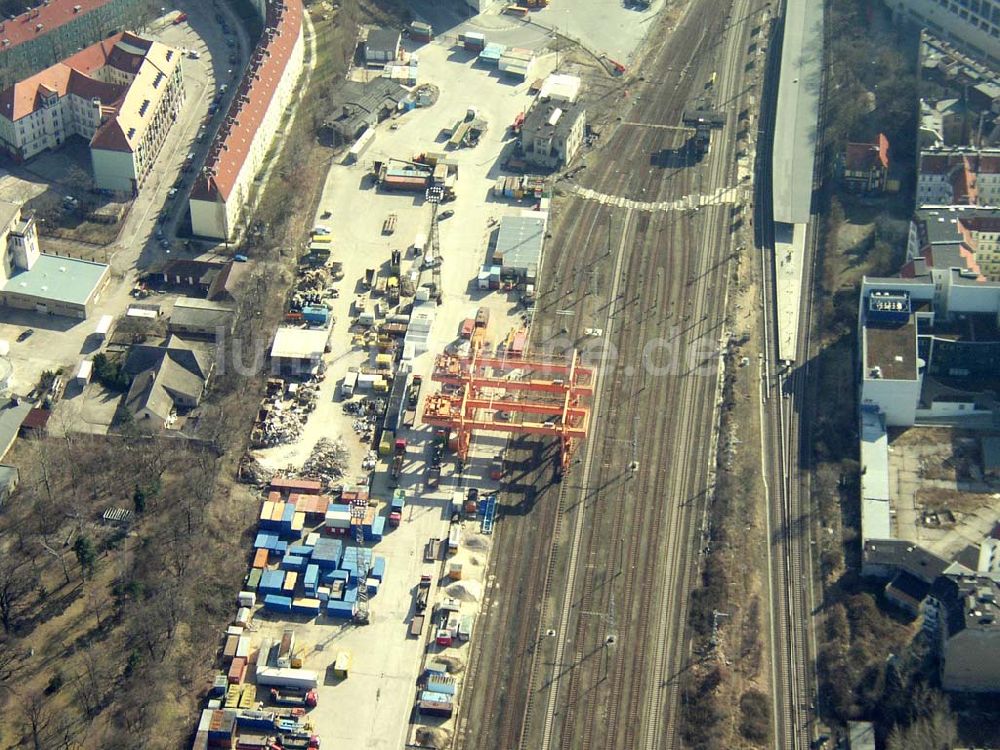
[438,209,454,220]
[17,329,33,342]
[188,50,200,59]
[312,225,331,235]
[159,238,170,249]
[168,188,178,198]
[173,12,188,24]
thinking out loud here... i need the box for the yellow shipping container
[292,512,305,532]
[260,501,275,523]
[282,572,297,592]
[373,377,388,393]
[271,501,285,522]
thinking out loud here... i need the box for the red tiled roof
[0,32,127,122]
[191,0,303,203]
[0,0,117,52]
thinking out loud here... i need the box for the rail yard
[455,0,789,747]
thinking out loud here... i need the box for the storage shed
[365,27,402,65]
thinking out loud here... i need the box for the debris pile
[297,438,350,488]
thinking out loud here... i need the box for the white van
[341,369,358,398]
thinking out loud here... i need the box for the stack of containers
[304,564,320,598]
[253,532,288,555]
[207,708,238,744]
[311,538,343,570]
[288,544,313,558]
[325,503,352,532]
[370,555,387,582]
[278,502,297,538]
[280,555,306,572]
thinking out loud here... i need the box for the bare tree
[0,553,37,633]
[20,691,52,750]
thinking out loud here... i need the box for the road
[454,0,774,745]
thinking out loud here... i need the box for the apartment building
[0,32,184,196]
[0,0,151,91]
[189,0,304,241]
[917,148,1000,205]
[892,0,1000,66]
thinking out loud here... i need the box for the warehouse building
[0,0,152,90]
[0,200,110,318]
[364,27,401,65]
[189,0,305,241]
[270,327,329,374]
[519,99,585,169]
[321,79,407,144]
[168,298,236,340]
[491,212,546,282]
[0,32,185,196]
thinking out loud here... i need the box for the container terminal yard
[186,0,820,746]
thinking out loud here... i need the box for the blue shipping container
[301,305,329,326]
[263,594,293,612]
[304,564,319,587]
[371,556,386,581]
[326,600,356,619]
[288,545,313,558]
[281,555,306,572]
[344,585,358,603]
[420,691,453,704]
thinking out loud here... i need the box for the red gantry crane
[421,347,593,475]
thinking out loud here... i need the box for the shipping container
[333,650,351,679]
[427,674,457,695]
[228,657,248,685]
[252,548,269,569]
[263,594,293,612]
[246,568,262,591]
[409,614,425,637]
[254,666,319,689]
[237,591,256,608]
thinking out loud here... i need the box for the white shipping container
[448,524,461,550]
[94,314,113,337]
[237,591,256,608]
[325,509,352,529]
[254,666,319,689]
[75,359,93,384]
[234,607,251,627]
[235,635,250,659]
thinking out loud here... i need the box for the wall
[861,377,922,426]
[190,197,230,240]
[942,628,1000,690]
[91,147,138,194]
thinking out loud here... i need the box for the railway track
[457,0,776,743]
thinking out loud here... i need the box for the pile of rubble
[361,450,378,472]
[238,453,271,486]
[297,438,350,488]
[250,378,322,448]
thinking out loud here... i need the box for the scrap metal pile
[296,438,350,488]
[251,377,322,448]
[343,397,387,443]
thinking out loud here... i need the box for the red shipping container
[228,656,247,685]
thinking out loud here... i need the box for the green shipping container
[247,568,262,591]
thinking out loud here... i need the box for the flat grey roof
[495,214,546,272]
[0,400,30,460]
[3,254,109,306]
[771,0,823,224]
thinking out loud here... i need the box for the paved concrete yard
[888,427,1000,560]
[249,36,541,750]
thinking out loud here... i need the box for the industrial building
[892,0,1000,66]
[491,213,546,282]
[364,27,401,66]
[321,79,407,144]
[153,258,241,300]
[518,99,585,169]
[0,0,152,90]
[168,298,237,339]
[189,0,305,240]
[122,344,212,429]
[270,327,329,374]
[0,200,110,318]
[0,32,185,195]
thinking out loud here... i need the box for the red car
[173,12,188,24]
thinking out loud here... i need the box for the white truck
[254,667,319,690]
[341,368,359,398]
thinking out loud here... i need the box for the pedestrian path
[569,183,742,211]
